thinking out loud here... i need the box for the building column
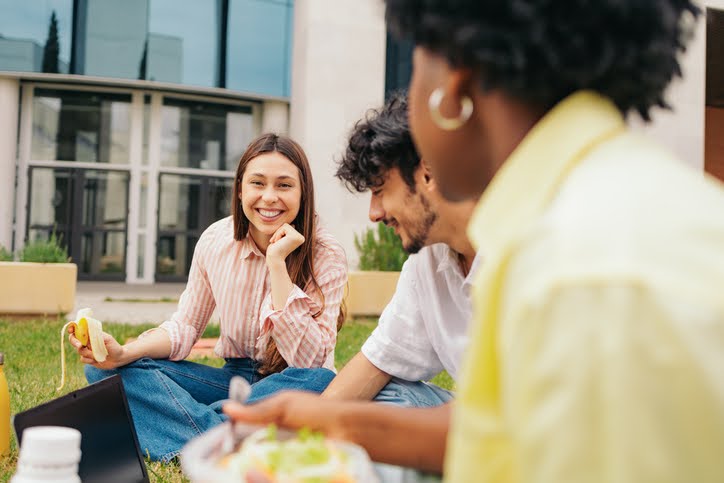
[289,0,386,265]
[0,77,19,251]
[261,100,289,134]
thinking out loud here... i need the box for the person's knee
[375,378,449,408]
[282,367,335,384]
[375,379,417,407]
[247,367,335,403]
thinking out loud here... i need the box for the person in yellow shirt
[225,1,724,481]
[382,0,724,482]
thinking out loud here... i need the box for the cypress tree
[138,38,148,80]
[42,10,60,73]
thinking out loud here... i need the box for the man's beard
[403,192,437,254]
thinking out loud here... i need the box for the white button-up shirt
[362,243,481,382]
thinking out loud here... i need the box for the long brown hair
[232,133,344,374]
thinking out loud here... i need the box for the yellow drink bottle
[0,353,10,455]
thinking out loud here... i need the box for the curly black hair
[385,0,700,121]
[336,91,420,192]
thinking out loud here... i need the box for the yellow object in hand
[58,308,108,391]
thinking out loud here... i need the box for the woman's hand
[266,223,305,265]
[67,325,128,370]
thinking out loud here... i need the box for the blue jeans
[246,367,337,403]
[372,378,451,483]
[86,358,262,461]
[249,368,453,408]
[85,359,335,461]
[374,377,453,407]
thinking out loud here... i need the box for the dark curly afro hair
[336,91,420,193]
[385,0,700,121]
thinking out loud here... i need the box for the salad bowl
[180,422,379,483]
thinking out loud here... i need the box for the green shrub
[19,233,70,263]
[354,223,408,271]
[0,245,12,262]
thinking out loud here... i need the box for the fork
[221,376,252,454]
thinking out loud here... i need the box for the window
[0,0,294,96]
[31,89,132,164]
[146,0,220,86]
[226,0,293,97]
[160,98,255,171]
[156,174,233,279]
[27,167,129,280]
[74,0,219,87]
[0,0,73,74]
[385,33,413,99]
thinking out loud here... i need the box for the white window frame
[15,81,264,283]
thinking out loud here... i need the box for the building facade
[0,0,381,283]
[0,0,722,283]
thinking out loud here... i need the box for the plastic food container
[180,422,379,483]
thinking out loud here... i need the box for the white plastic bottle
[12,426,81,483]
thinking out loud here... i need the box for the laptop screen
[13,374,149,483]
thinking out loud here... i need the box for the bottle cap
[16,426,81,468]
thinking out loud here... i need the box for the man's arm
[224,392,451,473]
[338,399,451,472]
[322,352,392,400]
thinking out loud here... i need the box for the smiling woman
[237,153,303,247]
[67,133,348,462]
[231,134,337,375]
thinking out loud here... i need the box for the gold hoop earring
[428,87,473,131]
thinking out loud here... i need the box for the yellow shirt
[446,91,724,483]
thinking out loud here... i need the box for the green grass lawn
[0,317,453,482]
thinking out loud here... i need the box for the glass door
[27,167,130,280]
[21,87,257,283]
[24,87,132,280]
[155,174,233,281]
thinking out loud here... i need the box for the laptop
[13,375,150,483]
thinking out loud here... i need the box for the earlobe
[427,68,476,131]
[446,68,475,101]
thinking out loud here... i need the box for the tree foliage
[42,11,60,74]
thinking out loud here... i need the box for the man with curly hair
[226,2,724,481]
[323,91,479,407]
[246,92,478,412]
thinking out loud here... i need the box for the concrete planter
[0,262,77,315]
[345,270,400,317]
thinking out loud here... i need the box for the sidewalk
[71,281,220,326]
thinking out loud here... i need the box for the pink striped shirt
[157,216,348,370]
